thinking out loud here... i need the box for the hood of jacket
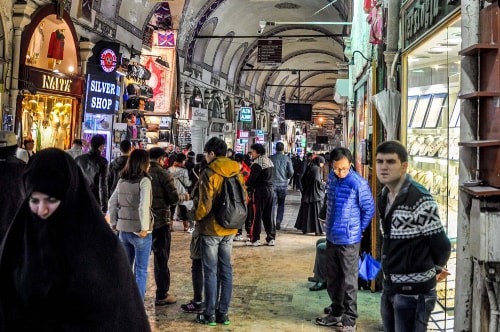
[207,156,241,178]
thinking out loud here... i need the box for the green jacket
[195,156,245,236]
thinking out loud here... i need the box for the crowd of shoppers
[0,133,452,331]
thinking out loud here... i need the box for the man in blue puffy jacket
[315,148,375,331]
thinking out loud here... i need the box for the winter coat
[379,174,451,295]
[107,155,128,197]
[75,149,109,213]
[0,155,25,242]
[325,169,375,245]
[195,156,245,236]
[167,165,192,196]
[149,161,181,228]
[246,155,274,192]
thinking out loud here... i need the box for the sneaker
[155,294,177,306]
[338,324,356,331]
[187,227,195,234]
[234,234,244,241]
[266,239,275,246]
[180,300,203,313]
[315,315,343,327]
[246,240,261,246]
[216,312,230,325]
[196,313,216,326]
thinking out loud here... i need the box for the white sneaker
[234,234,244,241]
[246,240,261,247]
[187,227,195,234]
[266,240,275,246]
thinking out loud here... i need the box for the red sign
[99,48,117,73]
[237,130,249,139]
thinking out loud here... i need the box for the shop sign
[237,130,249,139]
[257,39,282,64]
[403,0,460,48]
[235,138,248,154]
[42,74,72,93]
[84,74,118,114]
[99,48,117,73]
[192,107,208,121]
[239,107,252,122]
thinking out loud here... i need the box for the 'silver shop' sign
[403,0,460,49]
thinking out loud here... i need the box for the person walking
[0,131,25,242]
[294,155,325,235]
[315,147,375,331]
[75,134,109,214]
[108,149,153,301]
[149,147,189,306]
[0,148,151,331]
[375,141,451,332]
[269,142,294,230]
[246,143,275,247]
[107,140,132,197]
[194,137,244,326]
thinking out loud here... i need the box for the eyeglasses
[333,167,350,173]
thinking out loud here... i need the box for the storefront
[17,6,83,151]
[401,0,461,317]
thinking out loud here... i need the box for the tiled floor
[143,190,384,331]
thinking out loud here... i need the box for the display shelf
[459,185,500,197]
[458,91,500,99]
[459,43,498,56]
[458,140,500,147]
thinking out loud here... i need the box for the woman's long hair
[120,149,149,180]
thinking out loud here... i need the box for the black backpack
[214,174,247,229]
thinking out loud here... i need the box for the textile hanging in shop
[47,30,65,60]
[367,6,383,45]
[371,89,401,140]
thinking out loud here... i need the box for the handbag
[358,252,381,281]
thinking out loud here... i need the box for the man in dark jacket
[75,134,109,214]
[107,140,131,197]
[149,147,188,306]
[0,131,25,242]
[375,141,451,332]
[315,148,375,331]
[246,143,275,246]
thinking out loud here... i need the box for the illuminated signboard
[239,107,252,122]
[85,74,119,114]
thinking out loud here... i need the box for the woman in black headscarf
[0,148,151,331]
[294,155,326,235]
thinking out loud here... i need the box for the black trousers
[152,225,172,300]
[249,186,274,243]
[325,240,360,326]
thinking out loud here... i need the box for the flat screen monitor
[284,103,312,121]
[316,136,329,144]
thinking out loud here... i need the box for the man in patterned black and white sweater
[375,140,451,332]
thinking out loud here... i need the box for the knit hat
[24,148,72,200]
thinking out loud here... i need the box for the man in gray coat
[269,142,294,230]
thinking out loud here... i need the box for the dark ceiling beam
[242,68,340,72]
[195,34,344,39]
[266,84,332,88]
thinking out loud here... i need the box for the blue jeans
[201,235,234,315]
[119,232,153,300]
[381,288,437,332]
[272,185,288,224]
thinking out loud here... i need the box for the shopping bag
[358,252,381,281]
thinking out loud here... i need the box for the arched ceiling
[116,0,352,125]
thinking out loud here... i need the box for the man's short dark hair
[176,153,187,163]
[90,135,106,150]
[330,147,353,163]
[204,137,227,157]
[234,153,244,163]
[149,147,166,160]
[275,142,284,152]
[196,153,204,163]
[250,143,266,155]
[23,138,34,147]
[119,140,132,153]
[375,140,408,163]
[72,139,83,146]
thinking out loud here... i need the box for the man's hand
[137,230,148,238]
[436,268,451,282]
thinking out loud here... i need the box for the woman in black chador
[0,148,151,332]
[295,155,326,235]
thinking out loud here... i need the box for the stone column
[79,41,94,75]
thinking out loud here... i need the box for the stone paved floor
[143,189,384,331]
